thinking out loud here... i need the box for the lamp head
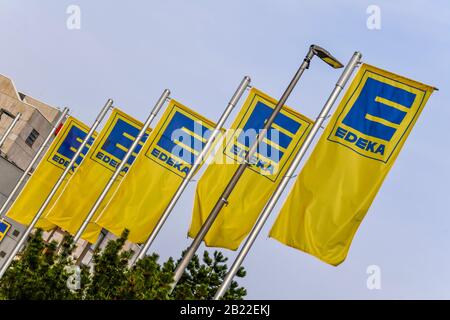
[310,45,344,69]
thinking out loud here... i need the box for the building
[0,74,64,266]
[0,74,61,171]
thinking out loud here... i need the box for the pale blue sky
[1,0,449,299]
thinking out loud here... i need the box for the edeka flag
[95,100,215,243]
[93,100,217,243]
[189,88,314,250]
[44,109,149,242]
[270,64,435,266]
[6,117,93,230]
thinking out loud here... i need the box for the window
[25,129,39,147]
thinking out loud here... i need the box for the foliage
[0,229,246,300]
[0,229,87,299]
[173,250,246,300]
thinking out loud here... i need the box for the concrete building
[0,157,26,261]
[0,74,65,266]
[0,74,61,170]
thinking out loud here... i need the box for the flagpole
[0,112,22,149]
[0,108,69,218]
[72,89,171,244]
[170,44,344,291]
[0,99,113,279]
[213,51,362,300]
[132,76,251,265]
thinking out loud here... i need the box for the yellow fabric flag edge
[170,99,219,129]
[78,107,151,242]
[5,116,94,229]
[268,63,436,266]
[43,108,146,241]
[92,99,219,244]
[188,87,314,249]
[249,88,315,126]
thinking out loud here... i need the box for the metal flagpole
[0,108,69,217]
[92,230,107,251]
[170,45,344,291]
[0,112,22,149]
[0,99,113,279]
[72,89,171,244]
[213,51,362,300]
[132,76,251,265]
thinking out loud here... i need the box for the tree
[83,230,133,300]
[0,229,88,300]
[0,229,247,300]
[172,250,246,300]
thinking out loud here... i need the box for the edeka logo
[49,123,93,171]
[329,76,418,162]
[225,101,301,179]
[146,109,212,178]
[0,220,11,242]
[93,117,146,174]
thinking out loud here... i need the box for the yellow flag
[270,64,435,266]
[189,88,314,250]
[44,109,148,242]
[94,100,217,244]
[6,117,93,229]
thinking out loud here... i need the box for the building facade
[0,74,61,170]
[0,73,63,266]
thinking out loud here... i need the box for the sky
[1,0,449,299]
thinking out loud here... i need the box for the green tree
[84,230,133,299]
[0,229,247,300]
[173,250,246,300]
[85,230,246,300]
[0,229,87,300]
